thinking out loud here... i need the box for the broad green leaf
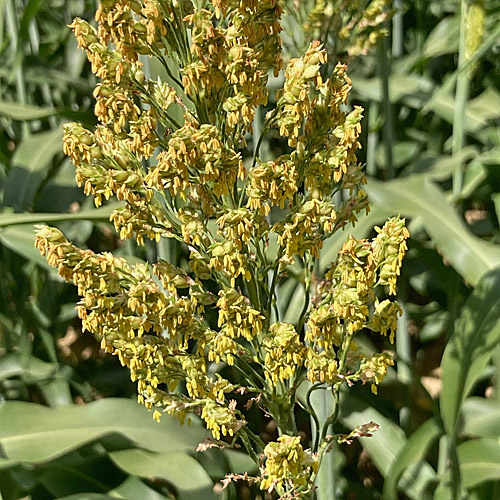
[0,224,53,269]
[440,268,500,435]
[383,418,443,500]
[0,67,92,91]
[0,202,121,227]
[0,101,57,120]
[109,449,217,500]
[310,389,337,500]
[424,92,486,133]
[467,88,500,124]
[365,176,500,286]
[11,128,62,172]
[0,399,207,465]
[460,160,487,200]
[283,283,305,324]
[224,449,258,475]
[37,458,119,498]
[462,398,500,438]
[423,147,478,181]
[4,129,64,209]
[458,438,500,488]
[339,394,436,500]
[110,476,171,500]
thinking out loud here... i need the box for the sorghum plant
[35,1,408,498]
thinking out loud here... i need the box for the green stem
[452,0,470,200]
[392,0,404,58]
[378,37,394,179]
[396,298,412,432]
[297,255,314,335]
[366,101,379,178]
[239,427,260,465]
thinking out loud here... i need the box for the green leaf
[440,268,500,435]
[0,224,53,269]
[376,141,421,169]
[0,399,207,465]
[461,398,500,438]
[424,88,500,135]
[0,203,121,227]
[458,438,500,488]
[11,128,62,172]
[365,176,500,286]
[353,74,433,104]
[423,16,459,58]
[339,394,436,500]
[224,449,258,475]
[423,147,478,181]
[4,129,63,209]
[383,418,443,500]
[109,449,217,500]
[0,101,57,121]
[39,377,73,407]
[110,476,171,500]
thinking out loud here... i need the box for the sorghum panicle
[36,1,409,497]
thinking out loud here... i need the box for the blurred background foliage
[1,0,500,499]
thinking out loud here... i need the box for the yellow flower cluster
[216,289,264,341]
[274,41,327,147]
[262,323,305,385]
[260,436,318,494]
[246,156,298,216]
[183,1,283,128]
[201,399,245,441]
[146,122,244,200]
[274,198,337,260]
[338,0,394,57]
[209,241,250,285]
[304,216,409,385]
[372,217,410,295]
[358,352,395,394]
[216,208,267,248]
[34,226,238,433]
[305,349,340,384]
[63,123,150,206]
[369,299,402,342]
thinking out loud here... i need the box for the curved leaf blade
[339,394,436,500]
[383,418,442,500]
[109,449,217,500]
[0,101,57,120]
[440,268,500,434]
[0,399,207,465]
[458,438,500,488]
[462,398,500,438]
